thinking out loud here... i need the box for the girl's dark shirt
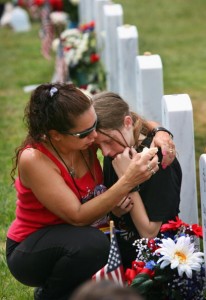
[103,137,182,244]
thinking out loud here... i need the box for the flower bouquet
[125,217,206,300]
[53,20,105,91]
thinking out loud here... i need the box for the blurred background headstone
[10,5,31,32]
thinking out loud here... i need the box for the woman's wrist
[118,174,136,194]
[129,185,140,193]
[149,126,173,139]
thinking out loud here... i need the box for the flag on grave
[92,221,125,286]
[40,0,53,60]
[55,39,68,82]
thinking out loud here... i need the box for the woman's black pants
[6,224,110,300]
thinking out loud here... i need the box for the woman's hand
[112,147,159,186]
[112,196,134,217]
[151,131,176,169]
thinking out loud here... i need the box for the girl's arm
[129,191,162,238]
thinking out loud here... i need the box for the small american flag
[92,221,125,286]
[40,0,53,60]
[55,39,68,83]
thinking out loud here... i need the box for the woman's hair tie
[50,87,58,97]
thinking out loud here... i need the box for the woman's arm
[19,147,157,226]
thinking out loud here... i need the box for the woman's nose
[88,130,98,139]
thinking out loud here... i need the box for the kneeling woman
[6,84,159,300]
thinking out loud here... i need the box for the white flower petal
[160,260,170,269]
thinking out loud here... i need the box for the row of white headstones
[78,0,206,261]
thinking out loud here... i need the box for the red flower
[89,20,95,28]
[33,0,63,10]
[125,261,154,286]
[191,224,203,238]
[79,21,95,32]
[147,239,158,252]
[64,46,72,52]
[160,216,188,232]
[90,53,100,63]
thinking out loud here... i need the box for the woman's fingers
[130,149,159,182]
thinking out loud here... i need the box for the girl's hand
[112,196,134,217]
[112,147,135,178]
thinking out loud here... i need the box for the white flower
[52,38,60,52]
[155,236,204,278]
[60,28,81,40]
[50,12,68,25]
[69,0,79,5]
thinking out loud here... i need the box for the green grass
[0,23,55,299]
[1,1,206,298]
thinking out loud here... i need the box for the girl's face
[95,115,135,157]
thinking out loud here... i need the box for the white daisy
[155,236,204,278]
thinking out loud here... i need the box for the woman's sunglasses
[62,119,97,139]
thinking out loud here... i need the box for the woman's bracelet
[130,185,140,193]
[149,126,173,139]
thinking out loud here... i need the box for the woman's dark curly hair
[11,83,92,181]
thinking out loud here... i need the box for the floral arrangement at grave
[50,11,68,37]
[52,20,106,92]
[125,217,206,300]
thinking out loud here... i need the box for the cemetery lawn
[0,22,55,299]
[1,1,206,298]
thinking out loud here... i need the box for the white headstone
[10,6,31,32]
[136,53,164,123]
[199,154,206,269]
[94,0,111,61]
[78,0,94,25]
[103,4,123,92]
[117,24,139,110]
[162,94,198,225]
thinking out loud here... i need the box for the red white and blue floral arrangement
[125,217,206,300]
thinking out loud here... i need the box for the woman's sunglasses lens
[79,130,92,139]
